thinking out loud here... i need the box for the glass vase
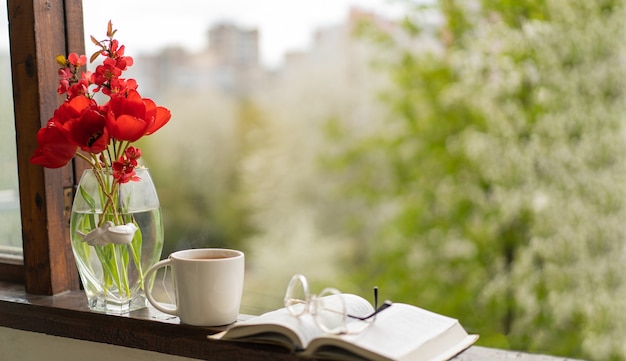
[70,167,164,313]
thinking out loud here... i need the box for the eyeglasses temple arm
[347,300,393,321]
[374,286,378,310]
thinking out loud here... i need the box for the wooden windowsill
[0,281,298,360]
[0,281,582,361]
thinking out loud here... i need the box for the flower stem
[75,151,95,166]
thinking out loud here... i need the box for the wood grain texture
[0,263,25,283]
[0,281,586,361]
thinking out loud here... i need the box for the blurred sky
[0,1,405,68]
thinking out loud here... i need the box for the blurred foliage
[330,0,626,359]
[137,90,255,257]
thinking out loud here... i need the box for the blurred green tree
[332,1,626,359]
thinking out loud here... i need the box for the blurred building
[131,22,264,98]
[272,7,401,101]
[129,8,406,100]
[206,22,263,94]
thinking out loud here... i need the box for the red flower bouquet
[31,21,170,173]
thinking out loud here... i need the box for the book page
[216,307,322,350]
[307,303,476,361]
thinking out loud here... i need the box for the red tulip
[30,124,77,168]
[106,90,151,142]
[66,107,109,153]
[48,96,108,153]
[106,90,170,141]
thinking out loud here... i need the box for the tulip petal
[146,106,171,135]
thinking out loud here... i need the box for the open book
[209,294,478,361]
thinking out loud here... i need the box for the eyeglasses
[284,274,392,335]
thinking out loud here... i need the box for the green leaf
[129,223,143,282]
[78,185,96,212]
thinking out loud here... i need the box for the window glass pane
[0,3,23,262]
[82,0,399,314]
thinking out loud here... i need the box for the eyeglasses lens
[315,288,347,334]
[285,274,308,316]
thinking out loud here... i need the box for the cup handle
[144,258,178,316]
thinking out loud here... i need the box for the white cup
[144,248,245,326]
